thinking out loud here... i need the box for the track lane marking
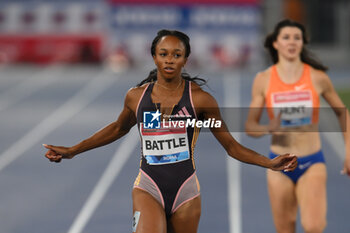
[0,65,65,112]
[0,69,117,172]
[67,128,138,233]
[224,73,242,233]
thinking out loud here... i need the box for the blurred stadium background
[0,0,349,233]
[0,0,349,70]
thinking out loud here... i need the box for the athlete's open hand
[268,111,283,135]
[43,144,75,163]
[269,153,298,172]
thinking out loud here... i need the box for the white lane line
[67,128,138,233]
[319,102,345,161]
[0,69,117,172]
[223,72,242,233]
[0,65,65,112]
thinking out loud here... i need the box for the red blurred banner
[0,35,104,64]
[108,0,259,5]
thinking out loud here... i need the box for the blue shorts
[269,150,325,184]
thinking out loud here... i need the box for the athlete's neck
[276,60,304,83]
[155,77,183,91]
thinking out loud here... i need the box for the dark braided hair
[137,29,207,87]
[264,19,328,71]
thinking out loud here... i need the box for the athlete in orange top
[246,19,350,233]
[265,63,320,126]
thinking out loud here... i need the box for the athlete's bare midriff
[270,124,321,156]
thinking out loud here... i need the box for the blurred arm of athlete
[317,71,350,176]
[44,87,142,163]
[245,71,283,137]
[191,83,297,171]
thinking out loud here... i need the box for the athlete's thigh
[267,170,298,227]
[296,163,327,226]
[132,188,167,233]
[168,196,201,233]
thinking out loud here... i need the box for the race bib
[140,122,190,165]
[271,90,313,127]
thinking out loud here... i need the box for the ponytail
[136,69,157,87]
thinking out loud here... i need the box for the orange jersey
[265,64,319,127]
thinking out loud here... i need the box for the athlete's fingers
[54,157,62,163]
[268,112,283,134]
[284,160,296,169]
[284,161,297,172]
[283,153,297,163]
[340,168,350,176]
[270,153,297,171]
[43,144,63,153]
[343,159,350,176]
[44,146,64,163]
[44,144,58,158]
[43,144,52,150]
[45,149,59,158]
[49,155,62,162]
[277,110,282,119]
[45,150,55,159]
[282,154,297,171]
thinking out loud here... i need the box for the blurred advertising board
[107,0,262,71]
[0,0,262,67]
[0,1,106,64]
[108,0,259,4]
[0,35,103,64]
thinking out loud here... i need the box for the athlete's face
[273,26,303,61]
[153,35,187,80]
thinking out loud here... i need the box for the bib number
[140,122,190,165]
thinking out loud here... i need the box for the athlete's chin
[285,56,300,62]
[161,72,181,80]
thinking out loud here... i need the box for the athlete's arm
[318,71,350,176]
[192,87,297,171]
[44,87,141,162]
[245,71,280,137]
